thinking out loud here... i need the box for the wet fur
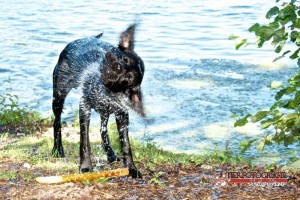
[51,24,144,178]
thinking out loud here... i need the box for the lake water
[0,0,298,164]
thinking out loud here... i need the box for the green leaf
[278,4,295,20]
[296,36,300,45]
[256,26,275,41]
[283,50,291,56]
[273,50,291,62]
[280,17,290,25]
[283,113,299,122]
[283,100,297,109]
[261,119,274,129]
[273,55,284,62]
[258,135,273,151]
[291,0,296,4]
[266,6,280,19]
[270,100,284,111]
[257,140,265,151]
[275,88,287,100]
[292,18,300,30]
[290,10,297,23]
[275,42,285,53]
[235,39,247,50]
[286,86,297,95]
[269,21,280,29]
[298,58,300,67]
[272,27,286,46]
[288,74,300,85]
[290,31,299,41]
[275,87,296,100]
[289,48,300,59]
[239,139,257,154]
[257,38,265,48]
[265,139,273,145]
[291,129,300,136]
[248,23,260,32]
[273,131,284,143]
[234,114,251,127]
[251,111,269,123]
[294,91,300,105]
[284,135,296,146]
[228,35,239,40]
[230,113,238,118]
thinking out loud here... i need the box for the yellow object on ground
[36,168,129,184]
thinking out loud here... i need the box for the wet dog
[51,24,144,178]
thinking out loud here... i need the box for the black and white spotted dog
[51,24,144,178]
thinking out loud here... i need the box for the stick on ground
[36,168,129,184]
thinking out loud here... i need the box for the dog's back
[53,37,113,92]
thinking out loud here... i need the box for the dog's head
[101,24,145,116]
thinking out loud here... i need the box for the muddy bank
[0,159,299,199]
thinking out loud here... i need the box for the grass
[0,88,252,181]
[0,170,36,182]
[0,134,80,174]
[108,123,251,170]
[0,170,18,180]
[0,122,252,182]
[0,91,52,134]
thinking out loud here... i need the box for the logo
[215,171,287,187]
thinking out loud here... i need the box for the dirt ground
[0,158,299,200]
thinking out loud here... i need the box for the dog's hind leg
[51,62,74,157]
[100,113,120,163]
[51,88,70,157]
[79,97,92,173]
[115,112,142,178]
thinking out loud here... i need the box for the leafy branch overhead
[236,1,300,62]
[234,0,300,153]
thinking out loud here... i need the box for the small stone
[23,163,31,169]
[17,132,25,136]
[201,164,213,170]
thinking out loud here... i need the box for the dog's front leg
[79,98,92,173]
[115,112,142,178]
[100,113,120,163]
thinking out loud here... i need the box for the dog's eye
[112,63,122,74]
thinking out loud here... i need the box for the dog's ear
[119,24,136,52]
[129,86,145,117]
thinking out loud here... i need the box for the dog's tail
[95,32,103,39]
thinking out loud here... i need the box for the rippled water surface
[0,0,298,163]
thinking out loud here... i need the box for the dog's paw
[80,159,92,173]
[80,167,92,173]
[80,163,92,173]
[129,167,142,179]
[107,154,121,163]
[51,146,65,157]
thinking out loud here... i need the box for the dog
[51,24,144,178]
